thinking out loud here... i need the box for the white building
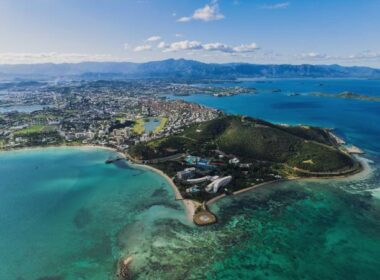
[186,176,212,184]
[176,167,196,180]
[205,176,232,193]
[229,157,240,165]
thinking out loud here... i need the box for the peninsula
[129,115,362,225]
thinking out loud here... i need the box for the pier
[193,203,217,226]
[105,156,126,164]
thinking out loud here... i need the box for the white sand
[131,163,200,221]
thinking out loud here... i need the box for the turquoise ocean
[1,79,380,279]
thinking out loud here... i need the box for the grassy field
[133,117,168,135]
[31,113,58,121]
[132,119,145,134]
[115,117,127,123]
[14,125,54,136]
[154,117,168,133]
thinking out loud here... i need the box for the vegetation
[154,117,168,133]
[131,115,358,175]
[132,119,145,134]
[310,91,380,102]
[115,117,126,122]
[14,125,54,136]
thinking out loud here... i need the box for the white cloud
[261,2,290,10]
[298,50,380,61]
[146,35,161,42]
[178,1,224,22]
[300,52,329,59]
[203,43,234,52]
[163,40,203,52]
[233,43,260,53]
[348,50,380,60]
[133,44,152,52]
[157,41,168,49]
[0,52,115,64]
[177,16,192,23]
[161,40,259,54]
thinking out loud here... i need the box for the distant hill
[0,59,380,80]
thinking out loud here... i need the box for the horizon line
[0,58,378,69]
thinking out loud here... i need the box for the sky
[0,0,380,66]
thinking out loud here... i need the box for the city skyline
[1,0,380,66]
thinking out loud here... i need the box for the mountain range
[0,59,379,80]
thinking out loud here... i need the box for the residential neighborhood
[0,80,220,150]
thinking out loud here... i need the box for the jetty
[193,202,217,226]
[105,156,126,164]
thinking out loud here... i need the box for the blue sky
[0,0,380,66]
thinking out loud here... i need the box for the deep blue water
[169,79,380,156]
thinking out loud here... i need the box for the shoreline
[1,144,199,222]
[1,144,372,225]
[207,179,286,206]
[205,155,371,208]
[0,143,122,155]
[130,162,201,222]
[206,155,373,216]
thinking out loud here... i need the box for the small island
[128,115,363,225]
[310,91,380,102]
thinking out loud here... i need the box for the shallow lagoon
[0,147,186,279]
[2,147,379,280]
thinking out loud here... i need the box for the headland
[128,115,364,225]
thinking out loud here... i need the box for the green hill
[130,115,359,176]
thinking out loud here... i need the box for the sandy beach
[131,162,200,221]
[182,199,202,221]
[0,144,124,157]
